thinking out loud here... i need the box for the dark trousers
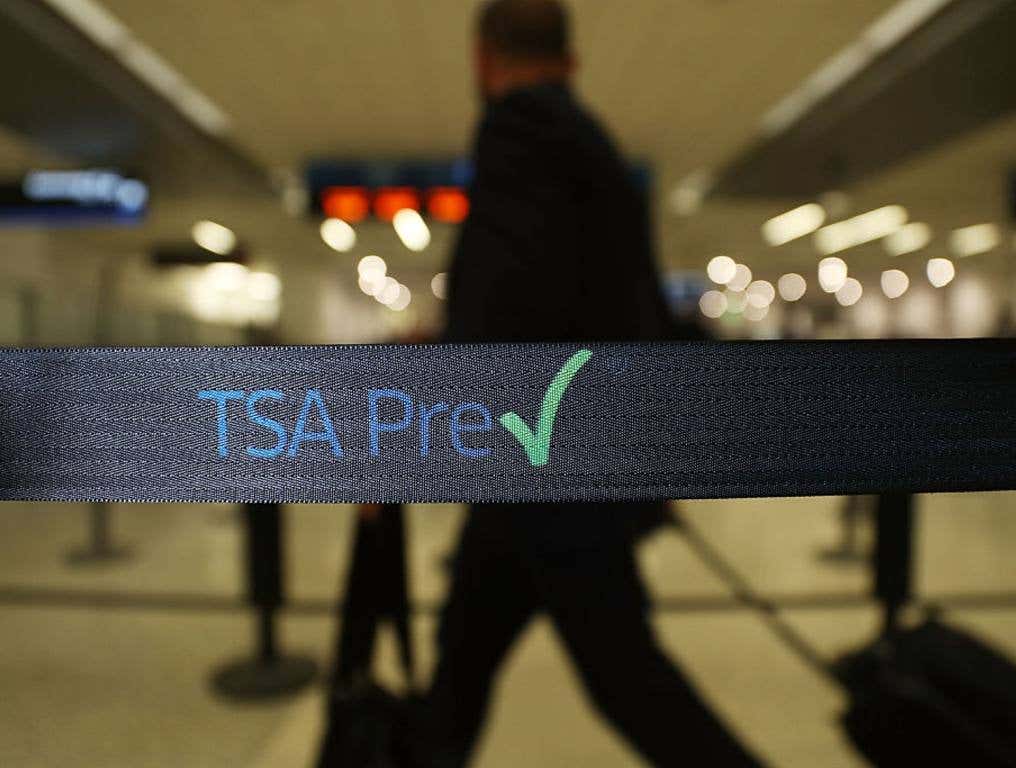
[424,510,762,767]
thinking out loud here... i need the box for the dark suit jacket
[445,82,673,552]
[445,82,673,344]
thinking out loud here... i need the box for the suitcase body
[837,618,1016,767]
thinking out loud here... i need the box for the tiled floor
[0,493,1013,767]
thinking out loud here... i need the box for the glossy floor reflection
[0,493,1012,767]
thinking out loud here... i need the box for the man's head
[474,0,575,101]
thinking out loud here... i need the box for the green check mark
[499,349,593,467]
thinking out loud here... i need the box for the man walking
[428,2,761,765]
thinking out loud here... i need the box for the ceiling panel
[97,0,897,178]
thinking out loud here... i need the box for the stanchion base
[65,545,134,566]
[211,655,318,701]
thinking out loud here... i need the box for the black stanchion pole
[66,501,132,564]
[818,494,870,563]
[873,492,914,638]
[211,502,317,700]
[67,259,132,565]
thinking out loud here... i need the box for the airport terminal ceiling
[0,0,1012,329]
[8,0,905,264]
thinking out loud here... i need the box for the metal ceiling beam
[0,0,270,197]
[713,0,1016,199]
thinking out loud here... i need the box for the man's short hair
[477,0,571,61]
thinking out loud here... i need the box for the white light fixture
[758,0,951,137]
[192,220,237,255]
[777,273,807,302]
[247,271,281,302]
[835,277,863,307]
[949,223,999,258]
[431,272,448,300]
[818,257,848,293]
[761,203,826,246]
[727,264,753,293]
[814,205,907,255]
[837,276,861,306]
[724,289,747,314]
[44,0,231,135]
[884,222,931,256]
[746,280,776,308]
[358,256,387,295]
[389,285,412,312]
[744,303,769,322]
[357,255,386,279]
[358,274,382,296]
[320,218,356,252]
[393,208,431,252]
[377,277,402,305]
[699,290,727,319]
[204,261,248,292]
[706,255,737,285]
[880,269,909,299]
[926,257,955,288]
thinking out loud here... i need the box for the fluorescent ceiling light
[814,205,907,255]
[43,0,127,48]
[926,257,955,287]
[760,0,951,136]
[320,218,356,252]
[706,255,737,285]
[880,269,909,299]
[818,257,848,293]
[949,223,999,258]
[762,203,826,246]
[777,273,807,302]
[42,0,230,136]
[192,220,237,255]
[884,222,932,256]
[727,264,752,293]
[835,277,863,307]
[393,209,431,252]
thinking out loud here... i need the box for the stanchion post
[210,502,317,700]
[66,501,132,564]
[246,502,282,662]
[67,258,132,565]
[873,492,914,638]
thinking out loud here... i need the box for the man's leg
[424,513,536,767]
[542,544,762,767]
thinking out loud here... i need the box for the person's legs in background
[542,543,763,767]
[424,513,536,767]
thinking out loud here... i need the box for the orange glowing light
[427,187,470,223]
[373,187,420,222]
[321,186,370,222]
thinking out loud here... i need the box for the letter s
[246,390,287,459]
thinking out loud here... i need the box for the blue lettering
[450,402,492,458]
[198,390,245,457]
[418,401,449,456]
[369,389,414,457]
[287,389,343,457]
[246,390,288,459]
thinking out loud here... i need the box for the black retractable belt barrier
[1,340,1015,503]
[2,339,1016,737]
